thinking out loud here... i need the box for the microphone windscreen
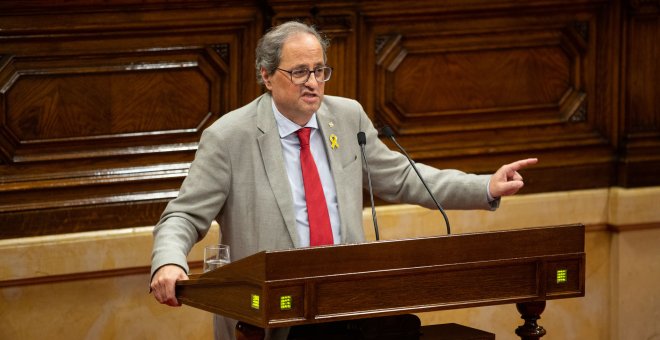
[381,126,394,138]
[357,132,367,145]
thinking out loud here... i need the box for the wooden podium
[176,224,585,339]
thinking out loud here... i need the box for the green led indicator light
[280,295,292,310]
[556,269,568,283]
[251,294,260,310]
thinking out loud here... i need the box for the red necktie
[296,127,333,246]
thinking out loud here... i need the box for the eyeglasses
[276,66,333,85]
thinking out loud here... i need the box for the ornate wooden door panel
[0,3,262,237]
[358,1,616,192]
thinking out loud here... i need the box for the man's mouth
[301,92,318,102]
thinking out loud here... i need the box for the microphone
[381,126,451,235]
[357,131,380,241]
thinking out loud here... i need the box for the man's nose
[303,72,319,87]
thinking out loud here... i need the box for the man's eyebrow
[289,63,325,70]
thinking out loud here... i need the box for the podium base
[288,314,420,340]
[420,323,495,339]
[236,317,494,340]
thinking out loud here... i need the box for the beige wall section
[1,187,659,340]
[0,225,220,339]
[611,228,660,340]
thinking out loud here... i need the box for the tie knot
[296,127,312,148]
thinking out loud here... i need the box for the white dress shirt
[272,101,341,247]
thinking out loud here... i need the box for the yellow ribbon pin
[329,134,339,149]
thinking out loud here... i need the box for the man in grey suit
[150,21,537,339]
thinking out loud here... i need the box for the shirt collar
[272,99,319,138]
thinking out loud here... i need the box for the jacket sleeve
[150,125,231,277]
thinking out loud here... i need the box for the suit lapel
[256,94,300,248]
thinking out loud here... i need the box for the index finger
[507,158,538,172]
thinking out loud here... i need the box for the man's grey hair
[255,21,330,85]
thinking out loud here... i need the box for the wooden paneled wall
[0,0,658,238]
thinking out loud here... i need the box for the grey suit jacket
[150,93,496,338]
[151,93,495,276]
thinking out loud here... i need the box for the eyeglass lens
[291,67,332,84]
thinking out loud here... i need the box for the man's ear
[261,67,273,90]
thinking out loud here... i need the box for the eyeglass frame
[276,66,333,85]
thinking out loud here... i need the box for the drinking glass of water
[203,244,230,273]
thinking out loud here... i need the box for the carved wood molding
[0,49,225,164]
[373,20,591,135]
[629,0,660,14]
[212,44,230,63]
[360,9,618,194]
[0,3,263,238]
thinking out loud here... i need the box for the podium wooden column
[176,224,585,339]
